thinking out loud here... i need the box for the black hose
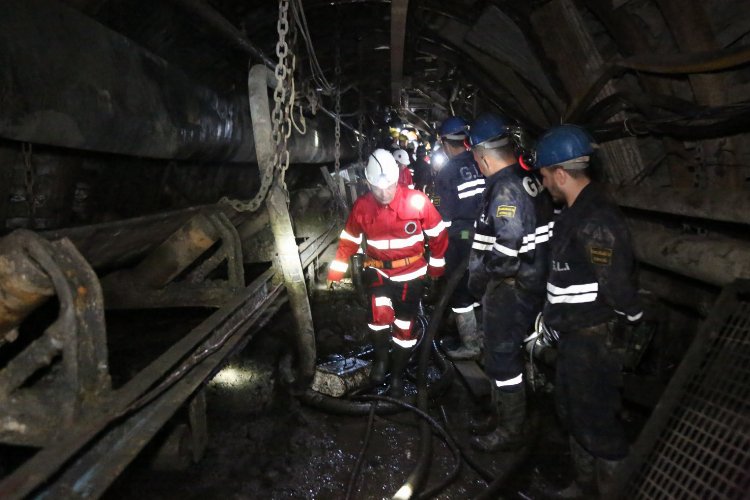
[567,44,750,123]
[345,403,377,500]
[398,256,471,499]
[438,406,495,484]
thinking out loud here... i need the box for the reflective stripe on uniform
[423,220,446,237]
[393,337,418,348]
[340,229,362,244]
[472,241,493,251]
[393,318,411,330]
[368,323,390,331]
[452,304,475,313]
[374,296,393,308]
[444,220,453,227]
[329,260,349,273]
[375,265,428,282]
[457,188,485,199]
[457,178,485,191]
[429,256,445,267]
[493,243,518,257]
[495,374,523,387]
[368,233,424,250]
[616,309,643,322]
[547,281,598,304]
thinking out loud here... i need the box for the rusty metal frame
[0,230,110,447]
[0,215,335,498]
[101,211,246,309]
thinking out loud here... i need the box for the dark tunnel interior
[0,0,749,498]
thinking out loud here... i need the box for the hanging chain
[22,143,36,227]
[223,0,294,212]
[333,34,342,178]
[357,97,365,165]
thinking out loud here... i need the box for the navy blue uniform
[468,163,552,389]
[545,183,642,460]
[434,150,485,312]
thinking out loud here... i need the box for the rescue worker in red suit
[393,149,415,189]
[327,149,448,397]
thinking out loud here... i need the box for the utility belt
[363,253,423,270]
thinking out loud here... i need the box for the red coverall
[398,166,415,189]
[328,185,448,346]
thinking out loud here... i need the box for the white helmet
[392,149,411,166]
[365,149,400,188]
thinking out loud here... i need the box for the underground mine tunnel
[0,0,749,498]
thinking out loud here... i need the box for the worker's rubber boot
[470,389,498,435]
[445,311,481,361]
[369,333,391,385]
[596,456,624,498]
[388,344,413,398]
[548,437,597,499]
[470,385,526,452]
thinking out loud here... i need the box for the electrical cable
[345,402,378,500]
[566,44,750,122]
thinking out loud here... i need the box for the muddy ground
[101,285,647,499]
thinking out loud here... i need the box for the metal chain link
[22,142,36,226]
[333,32,342,178]
[223,0,294,212]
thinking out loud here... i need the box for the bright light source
[431,151,447,169]
[210,365,255,389]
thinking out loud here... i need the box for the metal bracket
[101,212,245,309]
[0,230,110,446]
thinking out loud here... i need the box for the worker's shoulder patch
[589,246,613,265]
[495,205,516,218]
[432,196,441,207]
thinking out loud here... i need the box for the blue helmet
[468,113,511,149]
[439,116,469,140]
[534,125,595,170]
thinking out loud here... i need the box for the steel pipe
[629,220,750,286]
[0,0,354,163]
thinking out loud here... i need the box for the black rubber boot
[388,344,412,398]
[445,311,482,360]
[470,385,526,452]
[596,456,624,498]
[369,332,391,385]
[469,413,497,435]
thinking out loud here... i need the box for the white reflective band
[473,302,481,308]
[368,233,424,250]
[628,311,644,322]
[375,265,428,282]
[536,224,551,235]
[495,374,523,387]
[472,242,493,251]
[457,179,485,191]
[444,220,453,227]
[547,282,599,304]
[457,188,485,199]
[329,260,349,273]
[393,318,412,330]
[493,243,518,257]
[340,229,362,244]
[452,305,475,313]
[429,257,445,267]
[393,337,418,348]
[408,184,415,189]
[368,323,390,331]
[474,233,495,243]
[547,282,598,295]
[616,310,644,322]
[424,220,446,237]
[374,296,393,308]
[547,292,598,304]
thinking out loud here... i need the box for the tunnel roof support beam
[390,0,409,106]
[248,65,316,384]
[609,184,750,226]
